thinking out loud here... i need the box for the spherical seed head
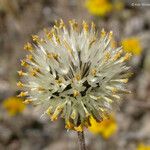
[18,20,131,130]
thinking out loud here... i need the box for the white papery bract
[17,20,131,130]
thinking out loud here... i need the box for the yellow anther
[18,70,26,76]
[111,87,118,93]
[82,21,89,32]
[17,92,28,97]
[74,125,83,132]
[69,20,78,30]
[73,90,80,97]
[35,68,40,73]
[113,50,123,61]
[51,106,63,121]
[53,53,58,59]
[109,31,113,39]
[55,36,61,44]
[73,22,78,30]
[23,99,33,104]
[17,81,24,88]
[47,52,58,59]
[30,68,40,76]
[75,74,81,81]
[26,54,33,61]
[65,121,83,132]
[30,69,37,76]
[46,107,52,115]
[44,29,53,40]
[112,79,129,83]
[47,32,52,40]
[52,32,60,44]
[47,52,53,59]
[30,71,36,76]
[24,42,33,51]
[91,22,96,30]
[54,20,59,27]
[104,52,111,61]
[21,60,28,67]
[65,121,74,130]
[121,78,129,83]
[32,35,39,43]
[40,38,46,43]
[106,86,118,93]
[50,28,55,34]
[59,19,65,28]
[101,28,106,37]
[121,53,132,62]
[91,68,97,76]
[37,87,45,92]
[124,72,134,78]
[56,78,62,84]
[69,19,74,25]
[85,111,90,117]
[112,95,120,99]
[71,109,77,120]
[104,96,113,103]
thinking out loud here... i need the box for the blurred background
[0,0,150,150]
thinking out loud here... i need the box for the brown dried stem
[77,131,87,150]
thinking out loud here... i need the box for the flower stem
[77,131,87,150]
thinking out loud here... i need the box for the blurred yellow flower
[88,116,117,139]
[85,0,113,16]
[121,37,142,56]
[137,143,150,150]
[3,97,25,116]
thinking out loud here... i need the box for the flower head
[3,97,25,116]
[85,0,113,17]
[18,20,131,130]
[88,115,117,139]
[121,37,142,56]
